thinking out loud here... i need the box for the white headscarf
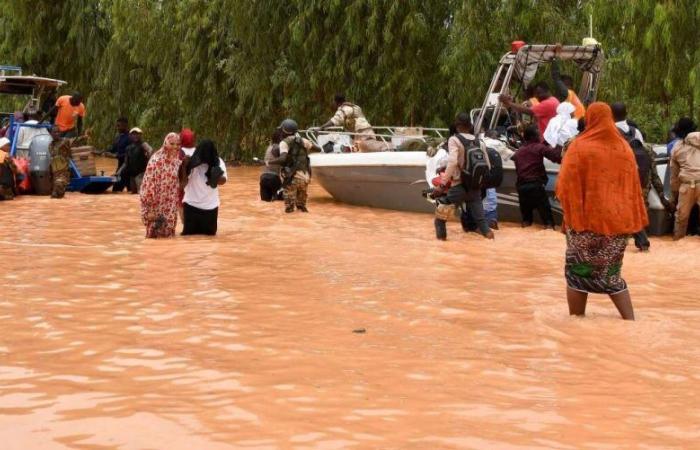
[544,102,579,147]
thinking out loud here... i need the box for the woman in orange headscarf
[556,102,648,320]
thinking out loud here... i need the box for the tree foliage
[1,0,698,158]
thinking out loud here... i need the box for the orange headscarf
[556,102,648,235]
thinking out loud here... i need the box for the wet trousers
[113,156,128,192]
[674,183,700,239]
[517,181,554,226]
[284,178,309,210]
[182,203,218,236]
[130,173,144,194]
[632,229,650,250]
[483,188,498,224]
[260,173,282,201]
[51,170,69,198]
[434,184,490,239]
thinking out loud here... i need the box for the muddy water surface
[1,160,699,449]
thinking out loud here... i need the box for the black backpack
[455,134,503,190]
[620,125,652,186]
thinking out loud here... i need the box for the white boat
[310,147,673,235]
[307,43,672,235]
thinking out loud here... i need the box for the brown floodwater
[1,158,699,449]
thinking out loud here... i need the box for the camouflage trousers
[283,178,309,210]
[52,171,69,198]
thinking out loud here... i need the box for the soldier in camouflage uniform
[318,93,389,152]
[48,126,85,198]
[268,119,320,213]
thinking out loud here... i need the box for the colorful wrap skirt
[565,230,629,295]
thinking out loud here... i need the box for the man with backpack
[434,113,496,241]
[612,103,674,251]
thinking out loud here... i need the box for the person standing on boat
[551,45,586,120]
[543,102,579,148]
[556,102,647,320]
[499,82,559,136]
[318,94,388,152]
[52,92,85,138]
[268,119,320,213]
[670,130,700,240]
[434,113,495,241]
[139,132,183,238]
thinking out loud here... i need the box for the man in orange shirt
[54,92,86,137]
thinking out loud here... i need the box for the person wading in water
[267,119,320,213]
[435,113,495,241]
[139,132,183,238]
[556,102,648,320]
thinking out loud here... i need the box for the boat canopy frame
[473,44,605,136]
[0,74,66,96]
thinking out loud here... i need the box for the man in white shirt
[181,139,227,236]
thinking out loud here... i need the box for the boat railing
[301,126,449,149]
[0,65,22,76]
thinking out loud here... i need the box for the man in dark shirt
[511,125,563,228]
[118,128,153,194]
[108,117,131,191]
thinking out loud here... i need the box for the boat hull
[310,152,673,235]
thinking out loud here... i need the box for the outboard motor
[28,134,53,195]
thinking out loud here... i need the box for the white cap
[129,127,143,134]
[0,137,10,149]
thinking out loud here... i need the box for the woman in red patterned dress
[139,132,182,238]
